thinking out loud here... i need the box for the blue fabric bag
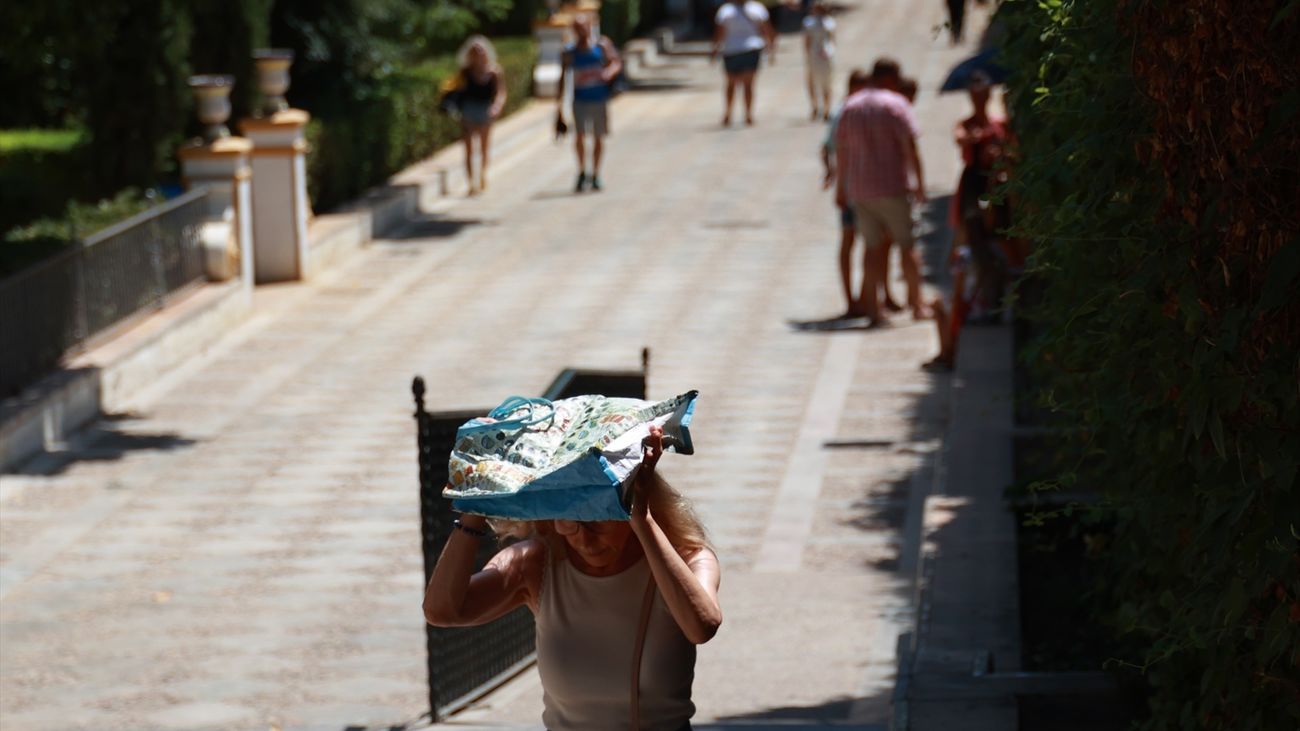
[444,391,698,521]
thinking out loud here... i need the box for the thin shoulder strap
[630,575,657,730]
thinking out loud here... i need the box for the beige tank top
[536,548,696,731]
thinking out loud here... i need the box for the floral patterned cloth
[444,391,698,521]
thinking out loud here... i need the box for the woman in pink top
[424,427,722,731]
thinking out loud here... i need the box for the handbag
[444,391,698,521]
[438,72,466,116]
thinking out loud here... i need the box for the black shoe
[575,172,587,193]
[590,175,602,191]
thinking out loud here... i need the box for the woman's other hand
[631,425,665,524]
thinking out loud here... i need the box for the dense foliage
[1,0,524,210]
[999,0,1300,727]
[1,189,158,277]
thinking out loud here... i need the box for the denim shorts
[460,100,491,127]
[723,49,762,74]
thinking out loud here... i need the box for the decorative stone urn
[252,49,294,116]
[188,75,236,142]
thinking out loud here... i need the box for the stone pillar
[534,20,568,99]
[177,137,254,291]
[240,109,312,283]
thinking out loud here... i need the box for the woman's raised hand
[631,425,665,522]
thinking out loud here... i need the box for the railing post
[150,215,167,310]
[71,220,89,345]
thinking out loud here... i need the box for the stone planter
[252,49,294,116]
[188,75,236,142]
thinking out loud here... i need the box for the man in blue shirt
[558,15,623,192]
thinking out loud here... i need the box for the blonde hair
[457,35,498,68]
[488,473,710,556]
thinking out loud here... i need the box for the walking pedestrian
[712,0,777,126]
[558,15,623,192]
[424,427,722,731]
[867,75,921,315]
[834,58,930,324]
[946,0,966,44]
[951,70,1010,320]
[803,1,836,121]
[823,69,873,318]
[456,36,507,195]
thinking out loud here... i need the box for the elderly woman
[456,36,507,194]
[424,427,722,731]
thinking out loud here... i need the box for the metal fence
[0,188,210,399]
[412,351,649,721]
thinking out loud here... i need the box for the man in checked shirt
[834,58,930,325]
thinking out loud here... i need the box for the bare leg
[723,75,737,125]
[462,128,476,195]
[742,72,756,124]
[856,242,883,322]
[592,136,604,179]
[574,131,587,173]
[478,126,491,191]
[924,298,954,369]
[878,236,902,311]
[807,70,818,119]
[839,225,858,315]
[902,247,931,319]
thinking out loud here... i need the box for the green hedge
[1000,0,1300,728]
[1,188,157,277]
[304,35,535,212]
[0,129,87,235]
[600,0,642,46]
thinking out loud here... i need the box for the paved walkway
[0,2,991,729]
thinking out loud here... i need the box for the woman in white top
[711,0,777,126]
[802,2,836,120]
[424,427,722,731]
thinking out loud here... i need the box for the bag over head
[444,391,698,521]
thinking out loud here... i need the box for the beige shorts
[572,101,609,138]
[807,57,832,90]
[851,196,915,251]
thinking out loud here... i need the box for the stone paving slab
[1,1,994,729]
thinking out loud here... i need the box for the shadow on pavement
[787,315,873,332]
[531,190,589,200]
[707,693,890,730]
[786,194,953,327]
[6,413,197,476]
[628,79,697,93]
[388,215,489,241]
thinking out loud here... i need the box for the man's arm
[556,50,569,114]
[834,111,852,207]
[898,104,925,202]
[600,36,623,81]
[906,133,926,203]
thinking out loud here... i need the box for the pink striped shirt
[833,88,919,202]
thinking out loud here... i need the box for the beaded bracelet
[453,518,488,538]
